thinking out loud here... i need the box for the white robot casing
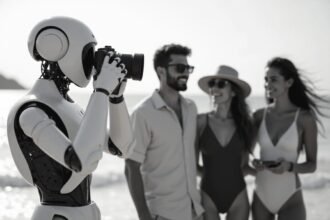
[7,80,134,190]
[7,16,134,220]
[28,16,97,87]
[7,79,86,186]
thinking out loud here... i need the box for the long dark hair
[266,57,329,128]
[230,83,254,153]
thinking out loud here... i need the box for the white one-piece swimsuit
[255,108,301,214]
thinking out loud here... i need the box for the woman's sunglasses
[166,64,194,74]
[208,79,229,89]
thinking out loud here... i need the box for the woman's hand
[252,159,265,171]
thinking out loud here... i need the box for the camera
[94,46,144,81]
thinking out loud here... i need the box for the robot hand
[93,54,127,95]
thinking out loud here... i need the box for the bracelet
[109,95,124,104]
[288,162,294,172]
[94,88,110,96]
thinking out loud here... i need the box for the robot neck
[40,61,73,102]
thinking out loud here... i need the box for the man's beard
[166,71,187,91]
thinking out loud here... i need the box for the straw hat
[198,65,251,97]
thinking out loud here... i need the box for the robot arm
[19,107,75,170]
[107,100,134,158]
[104,80,134,158]
[60,55,127,193]
[59,91,110,193]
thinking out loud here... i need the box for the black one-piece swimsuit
[199,115,246,213]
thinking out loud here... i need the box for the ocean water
[0,90,329,220]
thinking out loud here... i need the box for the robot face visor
[82,42,96,81]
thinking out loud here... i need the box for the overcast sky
[0,0,329,95]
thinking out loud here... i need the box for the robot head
[28,16,97,87]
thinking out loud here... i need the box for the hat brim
[198,75,251,97]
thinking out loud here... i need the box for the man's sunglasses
[208,79,229,89]
[166,64,194,74]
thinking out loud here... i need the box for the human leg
[251,192,274,220]
[201,190,221,220]
[278,190,306,220]
[226,188,249,220]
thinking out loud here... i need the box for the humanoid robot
[6,16,133,220]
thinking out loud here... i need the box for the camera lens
[119,54,144,81]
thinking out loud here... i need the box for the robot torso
[7,79,92,206]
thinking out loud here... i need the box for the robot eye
[82,42,95,80]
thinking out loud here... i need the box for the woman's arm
[248,108,266,175]
[195,114,206,177]
[241,151,256,176]
[293,111,318,173]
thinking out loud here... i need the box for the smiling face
[164,54,191,91]
[265,67,293,100]
[208,79,235,104]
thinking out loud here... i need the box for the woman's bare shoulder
[298,109,317,127]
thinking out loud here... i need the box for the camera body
[94,46,144,81]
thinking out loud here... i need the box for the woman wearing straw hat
[196,65,254,220]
